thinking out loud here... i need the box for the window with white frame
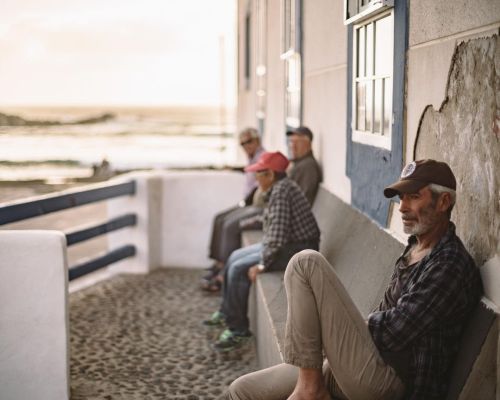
[352,10,393,149]
[281,0,301,129]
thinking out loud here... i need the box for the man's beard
[402,203,440,235]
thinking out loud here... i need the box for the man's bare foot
[287,387,331,400]
[287,367,331,400]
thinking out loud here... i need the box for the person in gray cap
[227,159,482,400]
[286,126,322,204]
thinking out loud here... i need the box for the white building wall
[159,170,245,268]
[302,0,351,203]
[237,0,287,153]
[261,0,286,153]
[0,231,69,400]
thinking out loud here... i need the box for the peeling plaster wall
[414,35,499,266]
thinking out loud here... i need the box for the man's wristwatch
[256,264,266,272]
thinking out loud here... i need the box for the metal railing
[0,181,137,280]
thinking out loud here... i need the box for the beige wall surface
[261,0,286,152]
[303,0,347,73]
[414,35,499,267]
[302,0,351,202]
[391,0,500,241]
[409,0,500,46]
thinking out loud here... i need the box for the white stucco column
[106,172,163,274]
[0,230,69,400]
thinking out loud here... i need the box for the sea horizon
[0,105,238,182]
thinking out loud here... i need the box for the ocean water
[0,106,237,182]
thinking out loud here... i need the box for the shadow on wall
[414,34,499,266]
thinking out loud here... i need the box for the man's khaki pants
[228,250,405,400]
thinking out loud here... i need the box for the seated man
[228,159,482,400]
[286,126,322,205]
[204,151,320,352]
[204,126,323,292]
[203,127,265,291]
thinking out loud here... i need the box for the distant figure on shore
[92,157,113,180]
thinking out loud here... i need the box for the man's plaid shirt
[368,223,482,399]
[262,177,320,269]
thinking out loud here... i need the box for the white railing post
[0,231,69,400]
[106,172,163,274]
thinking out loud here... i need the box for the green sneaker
[203,311,226,327]
[213,329,251,352]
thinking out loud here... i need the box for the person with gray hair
[238,127,263,197]
[203,128,266,291]
[228,159,481,400]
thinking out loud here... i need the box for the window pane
[286,53,301,126]
[375,14,393,76]
[366,22,373,77]
[357,27,365,78]
[374,79,382,134]
[245,14,251,82]
[356,81,366,131]
[366,80,373,131]
[347,0,357,20]
[284,0,291,50]
[383,77,392,135]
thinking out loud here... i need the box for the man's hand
[248,265,263,282]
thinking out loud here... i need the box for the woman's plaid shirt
[368,223,482,399]
[262,177,320,269]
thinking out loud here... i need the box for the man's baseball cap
[286,126,313,141]
[383,159,456,198]
[245,151,290,173]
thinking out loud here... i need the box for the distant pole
[219,35,226,134]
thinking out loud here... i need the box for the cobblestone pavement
[69,268,258,400]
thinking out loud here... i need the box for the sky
[0,0,236,107]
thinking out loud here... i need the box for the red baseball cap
[245,151,290,173]
[384,159,456,198]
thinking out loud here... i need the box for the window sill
[352,130,391,150]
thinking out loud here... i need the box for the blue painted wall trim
[346,0,408,226]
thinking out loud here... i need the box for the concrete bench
[248,187,497,399]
